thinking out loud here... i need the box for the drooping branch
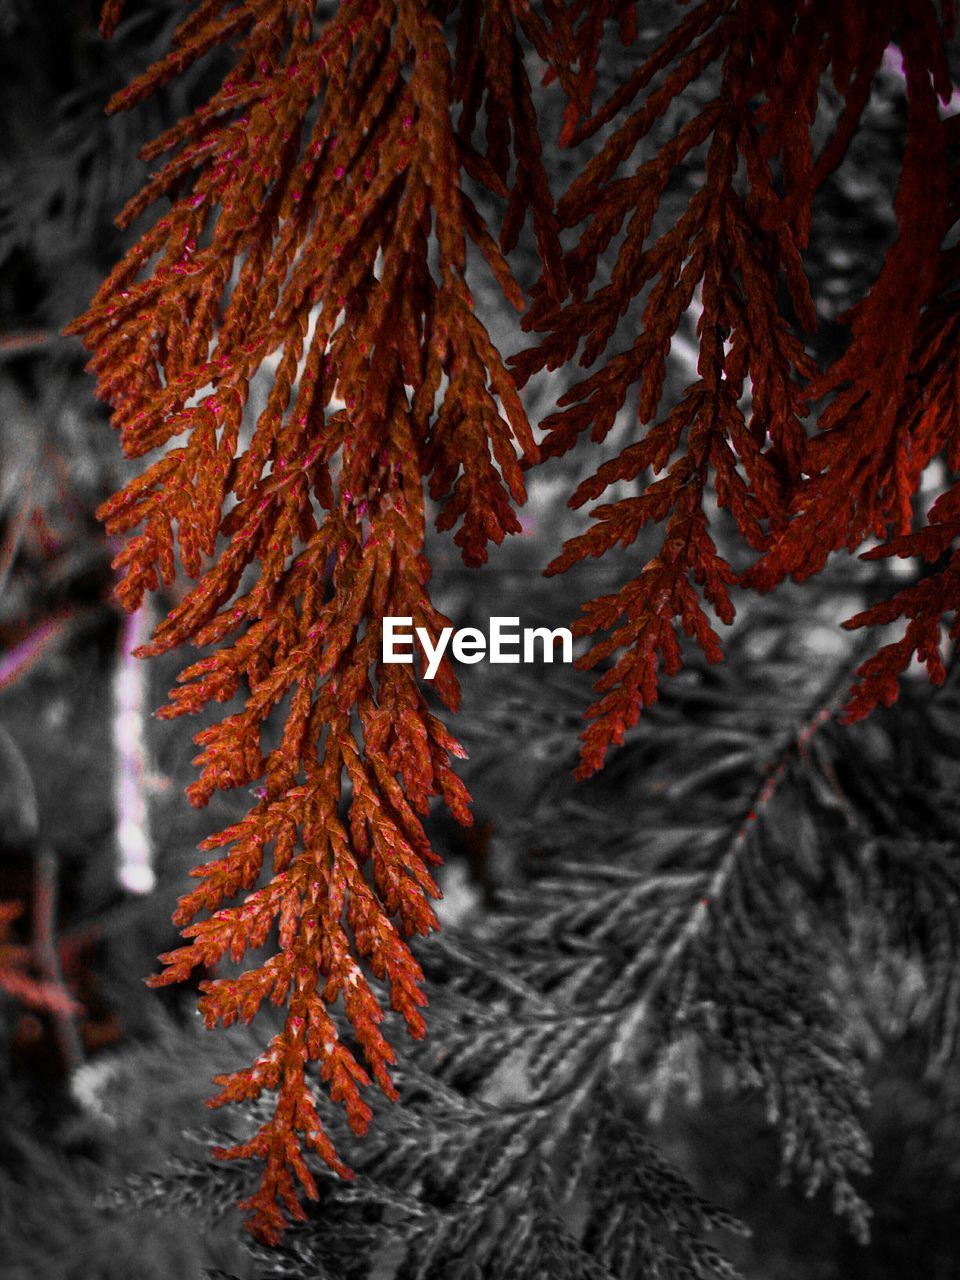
[515,0,958,773]
[70,0,568,1241]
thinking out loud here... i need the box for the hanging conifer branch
[746,9,957,593]
[514,0,958,774]
[828,125,960,719]
[68,0,568,1242]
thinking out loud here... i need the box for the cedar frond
[830,285,960,718]
[747,17,958,592]
[70,0,568,1241]
[514,0,957,774]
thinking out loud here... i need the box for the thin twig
[0,486,34,603]
[31,846,84,1073]
[0,331,62,361]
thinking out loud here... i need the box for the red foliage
[515,0,958,774]
[70,0,569,1243]
[71,0,959,1241]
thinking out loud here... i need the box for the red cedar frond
[840,287,960,719]
[515,0,957,776]
[516,1,816,776]
[794,103,960,721]
[451,0,571,300]
[71,0,566,1242]
[747,9,957,592]
[841,551,960,721]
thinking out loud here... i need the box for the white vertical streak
[112,602,156,895]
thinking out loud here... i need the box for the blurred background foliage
[0,3,958,1277]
